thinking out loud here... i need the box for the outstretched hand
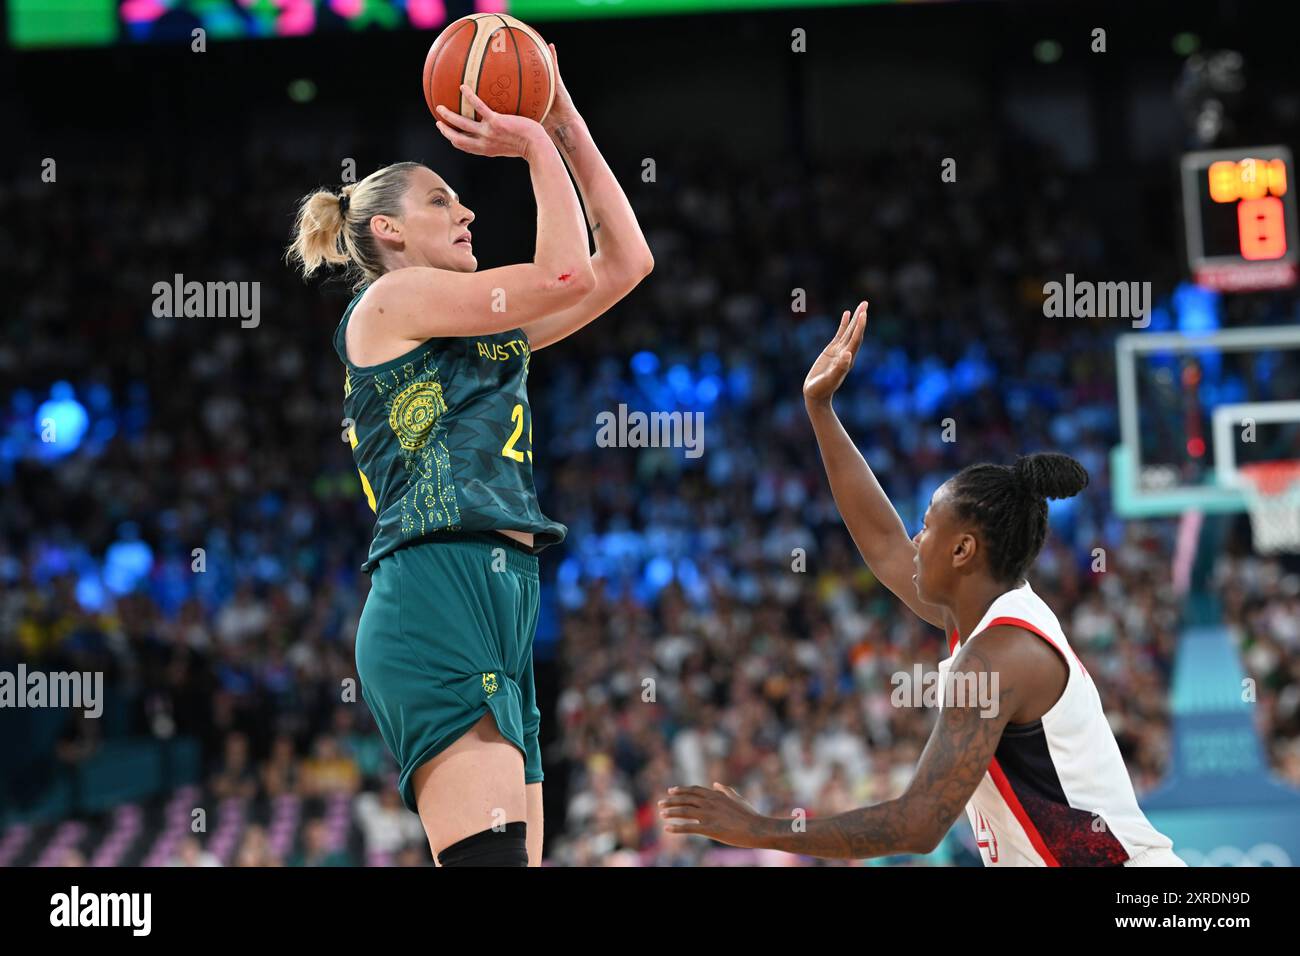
[803,300,867,406]
[659,783,771,849]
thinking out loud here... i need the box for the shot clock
[1181,145,1299,291]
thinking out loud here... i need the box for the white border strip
[1212,400,1300,489]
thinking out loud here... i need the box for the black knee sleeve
[438,821,528,867]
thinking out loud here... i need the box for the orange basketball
[422,13,556,124]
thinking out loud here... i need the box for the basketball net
[1239,461,1300,554]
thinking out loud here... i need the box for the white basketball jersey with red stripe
[937,581,1176,866]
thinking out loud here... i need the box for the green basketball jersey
[334,286,567,570]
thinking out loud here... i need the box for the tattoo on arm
[549,123,597,237]
[553,124,578,155]
[772,645,1015,859]
[811,799,916,859]
[901,645,1014,852]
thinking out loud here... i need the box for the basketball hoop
[1238,461,1300,554]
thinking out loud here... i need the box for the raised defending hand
[803,300,868,406]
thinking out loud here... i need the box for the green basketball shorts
[354,531,543,813]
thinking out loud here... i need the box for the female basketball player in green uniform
[287,48,653,866]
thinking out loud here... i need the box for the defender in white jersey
[661,302,1184,866]
[937,581,1179,865]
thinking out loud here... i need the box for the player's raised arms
[802,301,949,631]
[355,84,596,346]
[512,45,654,351]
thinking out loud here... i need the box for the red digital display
[1182,146,1299,291]
[1239,197,1287,260]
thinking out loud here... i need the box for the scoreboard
[1181,145,1298,292]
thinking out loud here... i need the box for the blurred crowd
[1213,553,1300,781]
[2,124,1299,865]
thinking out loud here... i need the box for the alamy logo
[50,886,151,936]
[1042,273,1151,328]
[152,273,260,328]
[890,663,1002,718]
[1,665,102,718]
[595,404,704,459]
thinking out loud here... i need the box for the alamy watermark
[891,664,1001,718]
[595,404,704,459]
[1,665,102,718]
[152,273,260,328]
[50,886,150,936]
[1043,273,1150,329]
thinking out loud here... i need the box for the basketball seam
[473,31,494,119]
[497,15,523,117]
[426,18,473,119]
[475,17,523,119]
[512,25,552,121]
[461,18,482,118]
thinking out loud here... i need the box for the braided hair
[946,452,1089,585]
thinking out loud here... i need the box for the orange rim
[1239,461,1300,496]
